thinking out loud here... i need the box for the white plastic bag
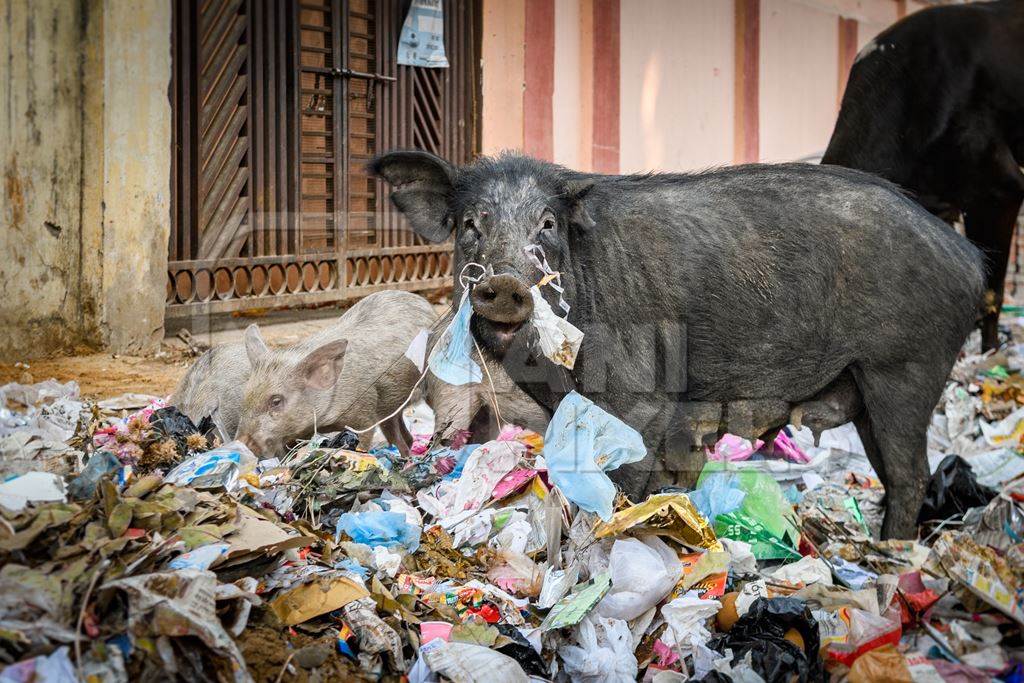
[597,536,682,621]
[422,641,528,683]
[661,592,722,649]
[530,286,584,369]
[559,615,638,683]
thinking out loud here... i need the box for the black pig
[371,151,984,539]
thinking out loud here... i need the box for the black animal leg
[964,169,1024,351]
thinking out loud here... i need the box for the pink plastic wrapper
[705,433,764,462]
[773,429,811,464]
[420,621,453,644]
[410,434,432,457]
[491,469,539,500]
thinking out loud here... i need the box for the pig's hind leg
[851,360,947,540]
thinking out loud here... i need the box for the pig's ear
[369,150,456,243]
[244,324,269,364]
[298,339,348,391]
[565,179,596,230]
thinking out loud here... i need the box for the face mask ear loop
[524,244,571,316]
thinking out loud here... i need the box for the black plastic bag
[705,597,822,683]
[323,429,361,450]
[494,623,548,677]
[917,454,997,524]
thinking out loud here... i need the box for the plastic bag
[705,433,763,462]
[530,285,584,369]
[660,592,722,650]
[917,454,997,524]
[428,291,482,386]
[169,542,231,570]
[819,607,901,667]
[67,450,121,500]
[559,615,638,683]
[597,536,682,621]
[544,391,647,521]
[149,405,213,454]
[766,555,832,588]
[163,440,256,491]
[773,429,810,464]
[335,510,421,552]
[0,646,77,683]
[707,597,822,683]
[846,645,912,683]
[698,462,800,560]
[422,641,528,683]
[689,472,746,523]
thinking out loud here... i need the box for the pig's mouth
[470,315,526,356]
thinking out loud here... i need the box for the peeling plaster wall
[0,0,171,360]
[97,1,171,354]
[0,0,87,357]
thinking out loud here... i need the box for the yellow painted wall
[553,0,583,168]
[481,0,526,154]
[759,0,839,162]
[618,0,735,173]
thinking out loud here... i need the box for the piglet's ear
[298,339,348,391]
[369,150,456,243]
[565,179,596,230]
[244,324,269,365]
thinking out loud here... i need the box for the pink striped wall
[480,0,922,170]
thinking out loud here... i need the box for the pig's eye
[269,394,284,410]
[463,217,480,237]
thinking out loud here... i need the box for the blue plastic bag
[689,472,746,523]
[543,391,647,521]
[428,292,482,385]
[335,511,421,551]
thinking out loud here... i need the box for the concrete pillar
[94,0,173,354]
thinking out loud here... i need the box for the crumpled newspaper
[101,569,256,683]
[930,531,1024,627]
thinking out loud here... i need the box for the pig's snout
[470,274,534,325]
[236,431,273,458]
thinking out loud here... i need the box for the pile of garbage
[2,342,1024,682]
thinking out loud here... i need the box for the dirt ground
[0,347,190,399]
[0,298,454,401]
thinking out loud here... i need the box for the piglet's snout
[470,274,534,324]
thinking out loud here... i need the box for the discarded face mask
[529,286,583,369]
[335,510,422,552]
[544,391,647,520]
[428,291,482,386]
